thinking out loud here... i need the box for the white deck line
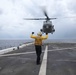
[19,43,33,48]
[0,46,76,57]
[48,47,76,52]
[54,59,76,62]
[0,51,35,57]
[0,43,33,55]
[39,45,48,75]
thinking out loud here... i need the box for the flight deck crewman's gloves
[46,33,48,35]
[32,32,34,34]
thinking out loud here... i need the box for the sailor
[30,32,48,65]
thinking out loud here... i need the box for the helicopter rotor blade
[60,16,76,19]
[43,9,50,20]
[49,18,57,20]
[23,16,76,20]
[23,18,57,20]
[23,18,46,20]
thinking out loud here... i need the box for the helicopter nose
[46,26,49,28]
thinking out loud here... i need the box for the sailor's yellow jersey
[30,34,48,45]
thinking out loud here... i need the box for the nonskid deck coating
[0,43,76,75]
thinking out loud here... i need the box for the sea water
[0,39,76,50]
[44,39,76,43]
[0,39,33,50]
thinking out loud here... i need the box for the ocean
[0,39,33,50]
[44,39,76,43]
[0,39,76,50]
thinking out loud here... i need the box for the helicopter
[24,9,57,34]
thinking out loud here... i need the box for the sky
[0,0,76,39]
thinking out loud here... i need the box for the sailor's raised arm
[30,32,36,39]
[41,33,48,40]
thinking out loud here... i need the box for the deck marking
[39,45,48,75]
[0,47,76,57]
[0,43,33,55]
[0,51,35,57]
[48,47,76,52]
[55,59,76,62]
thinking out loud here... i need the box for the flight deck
[0,43,76,75]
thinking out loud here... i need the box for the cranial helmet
[37,32,42,36]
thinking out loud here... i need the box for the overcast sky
[0,0,76,39]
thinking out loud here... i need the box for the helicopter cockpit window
[43,25,46,28]
[49,26,51,28]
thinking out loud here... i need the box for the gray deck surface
[0,43,76,75]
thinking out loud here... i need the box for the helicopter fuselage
[41,20,55,34]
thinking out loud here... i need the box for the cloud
[0,8,3,15]
[0,0,76,39]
